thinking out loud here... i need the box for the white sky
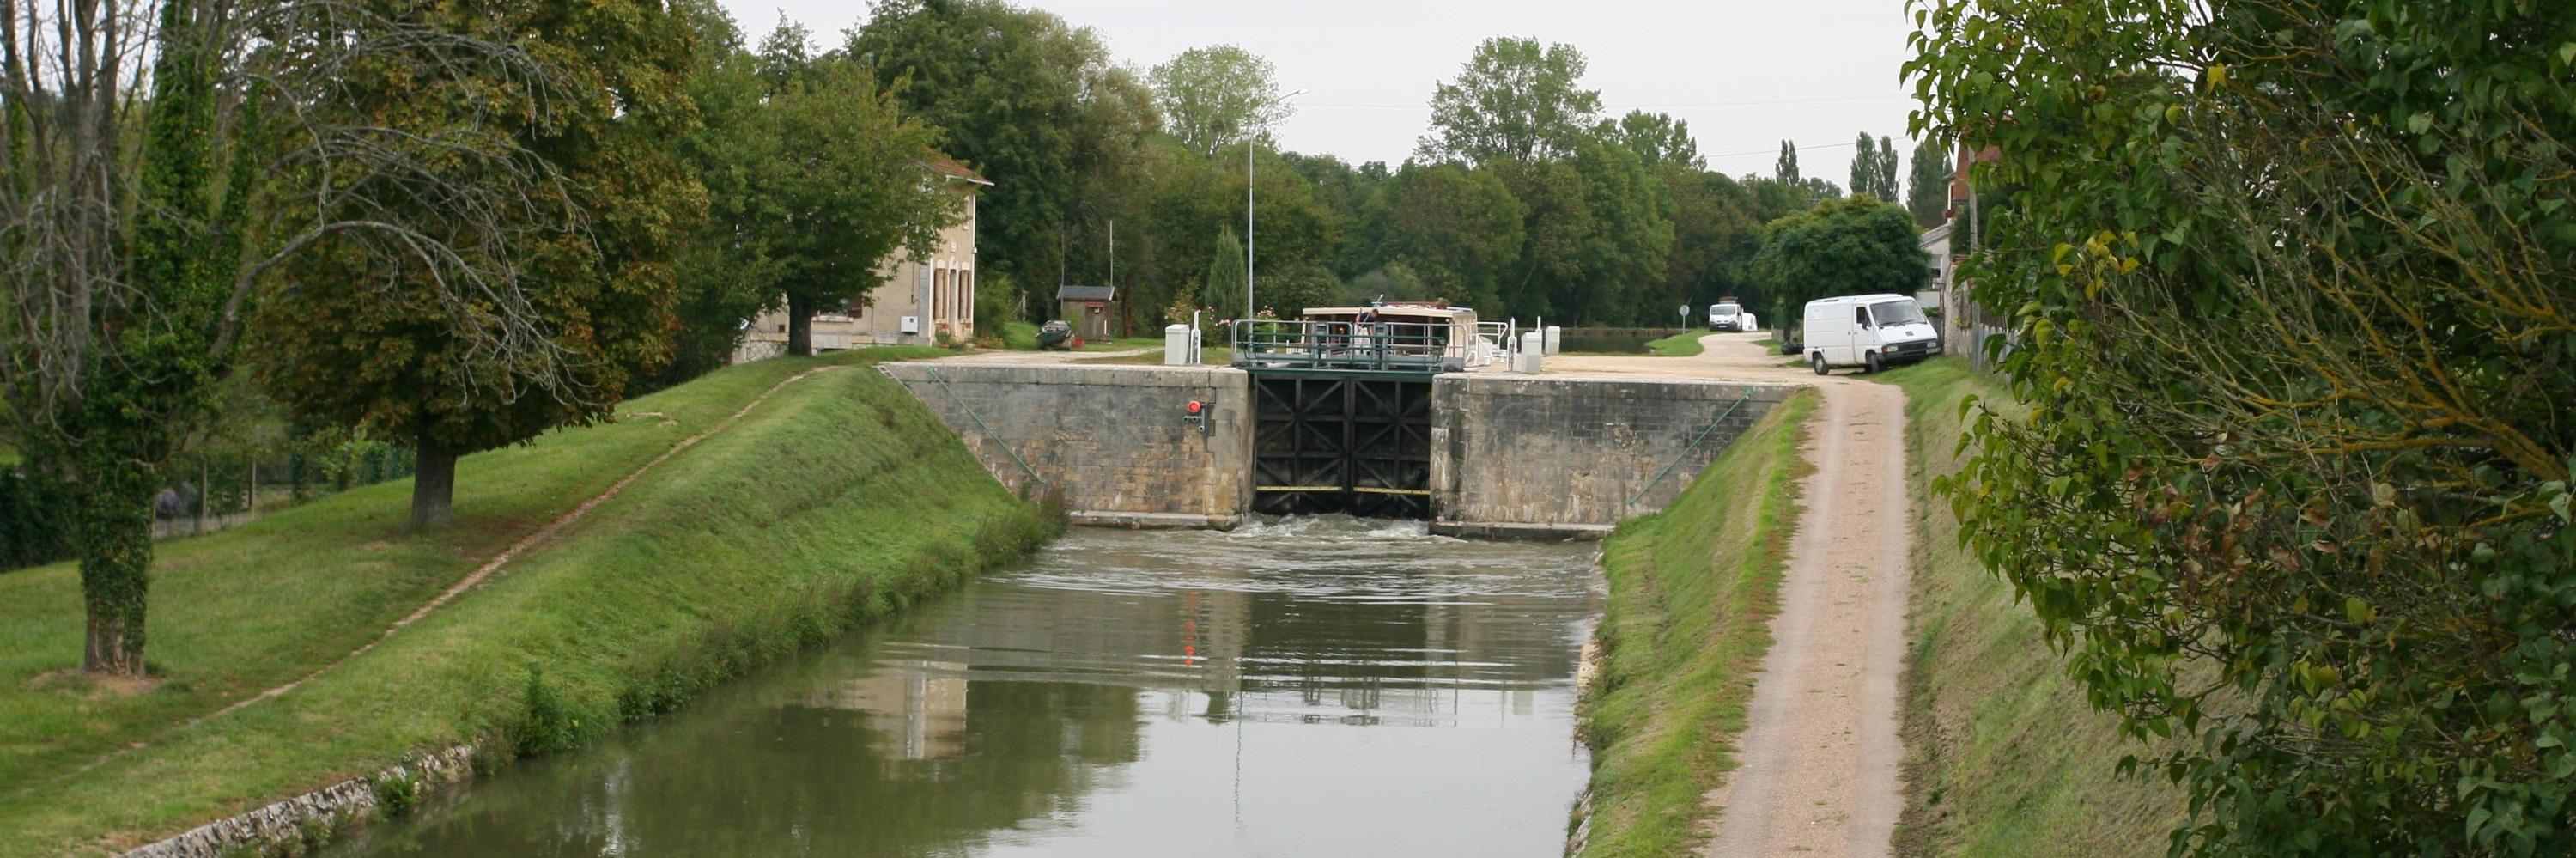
[720,0,1923,186]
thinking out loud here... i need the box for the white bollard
[1544,325,1561,356]
[1164,324,1192,365]
[1519,332,1545,374]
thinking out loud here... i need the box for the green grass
[1874,359,2183,856]
[1578,390,1819,856]
[0,348,1053,855]
[1645,331,1708,357]
[1751,338,1778,350]
[994,320,1039,350]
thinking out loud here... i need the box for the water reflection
[332,517,1599,857]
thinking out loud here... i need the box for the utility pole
[1246,88,1306,319]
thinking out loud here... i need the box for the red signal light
[1186,400,1204,415]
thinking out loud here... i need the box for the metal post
[1246,137,1255,321]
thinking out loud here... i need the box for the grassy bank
[0,349,1054,855]
[1578,390,1818,856]
[1644,331,1707,357]
[1875,359,2182,855]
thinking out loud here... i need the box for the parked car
[1036,319,1075,350]
[1707,300,1744,332]
[1801,294,1939,374]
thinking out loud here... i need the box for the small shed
[1056,284,1119,342]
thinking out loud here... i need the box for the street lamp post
[1247,88,1307,321]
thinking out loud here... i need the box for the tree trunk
[411,439,457,530]
[73,478,153,677]
[786,293,813,357]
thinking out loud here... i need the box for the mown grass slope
[0,348,1051,855]
[1579,390,1817,856]
[1878,359,2183,856]
[1645,331,1708,357]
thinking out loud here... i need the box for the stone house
[740,157,992,358]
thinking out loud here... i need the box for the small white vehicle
[1707,301,1743,332]
[1801,294,1938,374]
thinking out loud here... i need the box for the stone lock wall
[1430,376,1801,533]
[881,363,1253,527]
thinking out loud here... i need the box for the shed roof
[923,154,993,186]
[1056,284,1115,302]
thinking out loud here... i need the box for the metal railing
[1231,319,1471,372]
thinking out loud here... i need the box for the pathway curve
[1552,332,1913,858]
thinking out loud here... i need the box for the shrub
[1914,1,2576,853]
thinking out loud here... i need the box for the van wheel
[1866,351,1884,374]
[1812,353,1830,375]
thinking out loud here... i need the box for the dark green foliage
[1911,0,2576,853]
[0,469,69,571]
[255,0,706,529]
[1905,140,1952,228]
[512,665,580,756]
[371,773,420,818]
[1370,162,1525,312]
[848,0,1159,325]
[1848,131,1899,203]
[1749,194,1929,325]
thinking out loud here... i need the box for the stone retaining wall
[882,363,1253,526]
[1430,376,1801,530]
[124,745,476,858]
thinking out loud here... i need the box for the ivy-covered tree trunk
[410,439,458,530]
[72,460,155,675]
[785,293,815,356]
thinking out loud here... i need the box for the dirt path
[1555,333,1914,857]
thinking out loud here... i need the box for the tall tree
[658,0,785,386]
[0,0,638,672]
[1416,37,1603,165]
[848,0,1159,325]
[1873,136,1900,204]
[1750,194,1928,326]
[1607,110,1704,169]
[1850,131,1881,198]
[257,0,705,530]
[1148,46,1288,156]
[1370,162,1526,312]
[1905,140,1951,227]
[732,27,960,357]
[1776,140,1801,186]
[1914,0,2576,851]
[1491,138,1673,323]
[1205,227,1248,319]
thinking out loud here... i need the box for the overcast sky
[718,0,1923,186]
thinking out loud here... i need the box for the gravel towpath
[1553,332,1913,857]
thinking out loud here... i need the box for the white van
[1707,301,1741,332]
[1706,302,1760,332]
[1801,294,1938,374]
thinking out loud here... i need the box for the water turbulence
[331,517,1601,857]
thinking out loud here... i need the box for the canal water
[328,517,1601,857]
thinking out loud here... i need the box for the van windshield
[1714,304,1739,315]
[1868,301,1928,326]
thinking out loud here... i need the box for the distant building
[1056,284,1120,342]
[1937,146,2003,359]
[1919,220,1953,316]
[741,156,992,358]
